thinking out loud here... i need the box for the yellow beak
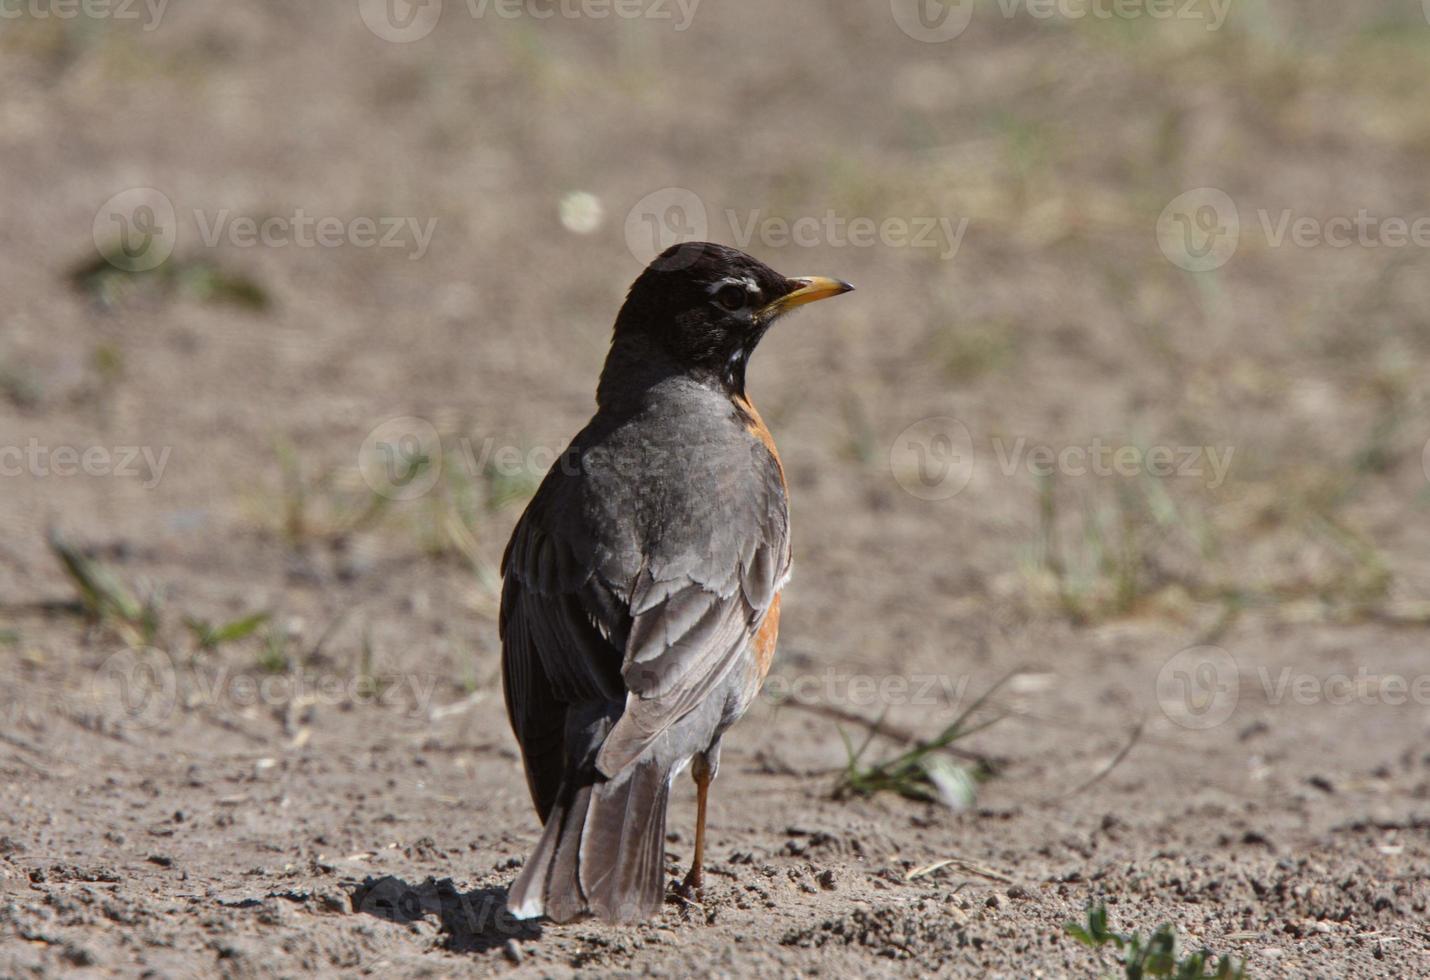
[759,276,855,318]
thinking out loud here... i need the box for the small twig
[429,690,486,722]
[1042,717,1145,803]
[0,729,53,759]
[196,708,268,744]
[906,856,1014,884]
[306,606,354,664]
[785,700,993,765]
[750,747,807,776]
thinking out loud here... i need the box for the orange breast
[753,592,782,682]
[732,392,786,690]
[733,394,787,490]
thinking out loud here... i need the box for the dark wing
[594,446,789,775]
[500,464,629,820]
[502,414,789,794]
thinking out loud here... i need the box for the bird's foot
[673,868,704,906]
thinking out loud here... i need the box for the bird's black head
[602,242,852,402]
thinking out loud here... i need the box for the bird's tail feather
[506,779,593,923]
[506,759,670,924]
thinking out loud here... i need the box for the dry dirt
[2,1,1430,977]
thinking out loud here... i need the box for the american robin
[501,242,852,924]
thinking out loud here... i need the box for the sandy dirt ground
[2,1,1430,976]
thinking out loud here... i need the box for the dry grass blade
[833,670,1020,807]
[780,698,1000,767]
[905,857,1014,884]
[1042,718,1145,803]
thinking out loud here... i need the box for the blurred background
[2,0,1429,974]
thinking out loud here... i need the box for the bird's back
[501,376,789,796]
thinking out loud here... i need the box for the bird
[499,242,852,924]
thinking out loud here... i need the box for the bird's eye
[714,284,748,312]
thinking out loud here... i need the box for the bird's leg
[679,753,712,898]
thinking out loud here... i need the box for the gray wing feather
[504,409,789,787]
[596,459,789,775]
